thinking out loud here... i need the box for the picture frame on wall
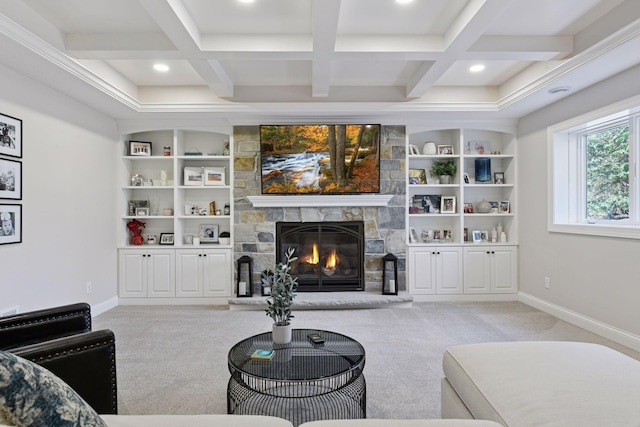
[0,204,21,245]
[199,224,219,243]
[0,113,22,158]
[0,158,22,200]
[128,140,152,156]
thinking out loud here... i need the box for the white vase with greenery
[263,247,298,344]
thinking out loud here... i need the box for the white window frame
[548,95,640,239]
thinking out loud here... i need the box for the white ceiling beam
[138,0,233,97]
[311,0,340,97]
[66,33,177,58]
[467,35,573,60]
[406,0,513,98]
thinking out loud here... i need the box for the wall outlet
[544,277,550,289]
[86,282,92,294]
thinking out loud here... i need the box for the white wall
[0,63,119,315]
[518,64,640,346]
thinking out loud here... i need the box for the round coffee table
[227,329,366,426]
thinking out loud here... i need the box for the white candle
[239,282,247,295]
[389,279,396,293]
[193,237,200,245]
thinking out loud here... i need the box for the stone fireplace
[276,221,364,292]
[232,125,407,294]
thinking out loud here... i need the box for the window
[549,96,640,239]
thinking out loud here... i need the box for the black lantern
[382,253,398,295]
[236,255,253,297]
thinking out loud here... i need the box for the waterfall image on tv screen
[260,124,380,194]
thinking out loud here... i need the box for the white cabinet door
[408,247,462,294]
[147,250,175,297]
[202,249,231,297]
[463,247,491,293]
[119,249,175,297]
[491,247,517,293]
[408,248,436,294]
[463,246,517,294]
[176,250,203,297]
[436,247,463,294]
[119,250,146,298]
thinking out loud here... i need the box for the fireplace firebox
[276,221,364,292]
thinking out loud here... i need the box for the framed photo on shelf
[128,200,148,216]
[470,141,490,155]
[129,140,152,156]
[409,144,420,155]
[480,230,489,242]
[464,228,469,242]
[135,207,149,216]
[441,196,456,214]
[442,229,452,241]
[472,230,482,244]
[494,172,504,184]
[0,204,21,245]
[463,202,473,213]
[159,233,174,245]
[0,113,22,158]
[184,167,203,186]
[463,172,470,184]
[500,201,510,213]
[204,167,225,186]
[408,169,427,184]
[438,145,454,155]
[409,227,418,243]
[199,224,219,243]
[0,158,22,200]
[490,201,499,213]
[413,194,441,214]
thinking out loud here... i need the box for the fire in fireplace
[276,221,364,292]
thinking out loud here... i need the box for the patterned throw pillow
[0,350,108,427]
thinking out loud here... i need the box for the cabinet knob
[486,251,490,254]
[203,254,207,257]
[142,254,146,257]
[147,254,151,257]
[437,252,440,255]
[198,254,202,257]
[491,251,495,254]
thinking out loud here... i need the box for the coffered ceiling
[1,0,640,122]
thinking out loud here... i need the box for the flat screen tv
[260,124,380,194]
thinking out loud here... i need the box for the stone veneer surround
[232,125,406,293]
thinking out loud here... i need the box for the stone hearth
[228,291,413,310]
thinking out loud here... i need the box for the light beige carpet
[93,301,640,419]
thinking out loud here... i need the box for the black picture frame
[0,204,22,245]
[159,233,174,245]
[0,113,22,158]
[0,158,22,200]
[129,140,152,156]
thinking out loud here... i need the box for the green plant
[219,231,230,238]
[263,247,298,326]
[430,160,457,177]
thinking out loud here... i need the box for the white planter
[219,237,230,245]
[272,323,292,345]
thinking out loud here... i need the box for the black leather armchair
[0,302,118,414]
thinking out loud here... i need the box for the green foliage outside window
[585,124,629,220]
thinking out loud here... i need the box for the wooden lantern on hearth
[236,255,253,298]
[382,253,399,295]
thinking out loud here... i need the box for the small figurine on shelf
[127,219,146,246]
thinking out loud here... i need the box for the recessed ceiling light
[238,0,255,3]
[548,86,572,94]
[153,63,169,72]
[396,0,414,4]
[469,64,485,73]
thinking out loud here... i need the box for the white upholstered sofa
[441,341,640,426]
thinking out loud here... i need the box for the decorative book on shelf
[250,349,274,361]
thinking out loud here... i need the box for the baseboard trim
[518,292,640,353]
[92,297,119,317]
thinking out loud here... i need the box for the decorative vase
[423,141,437,155]
[476,199,492,213]
[272,323,292,345]
[439,175,451,184]
[474,158,492,183]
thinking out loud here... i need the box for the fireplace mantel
[247,195,393,208]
